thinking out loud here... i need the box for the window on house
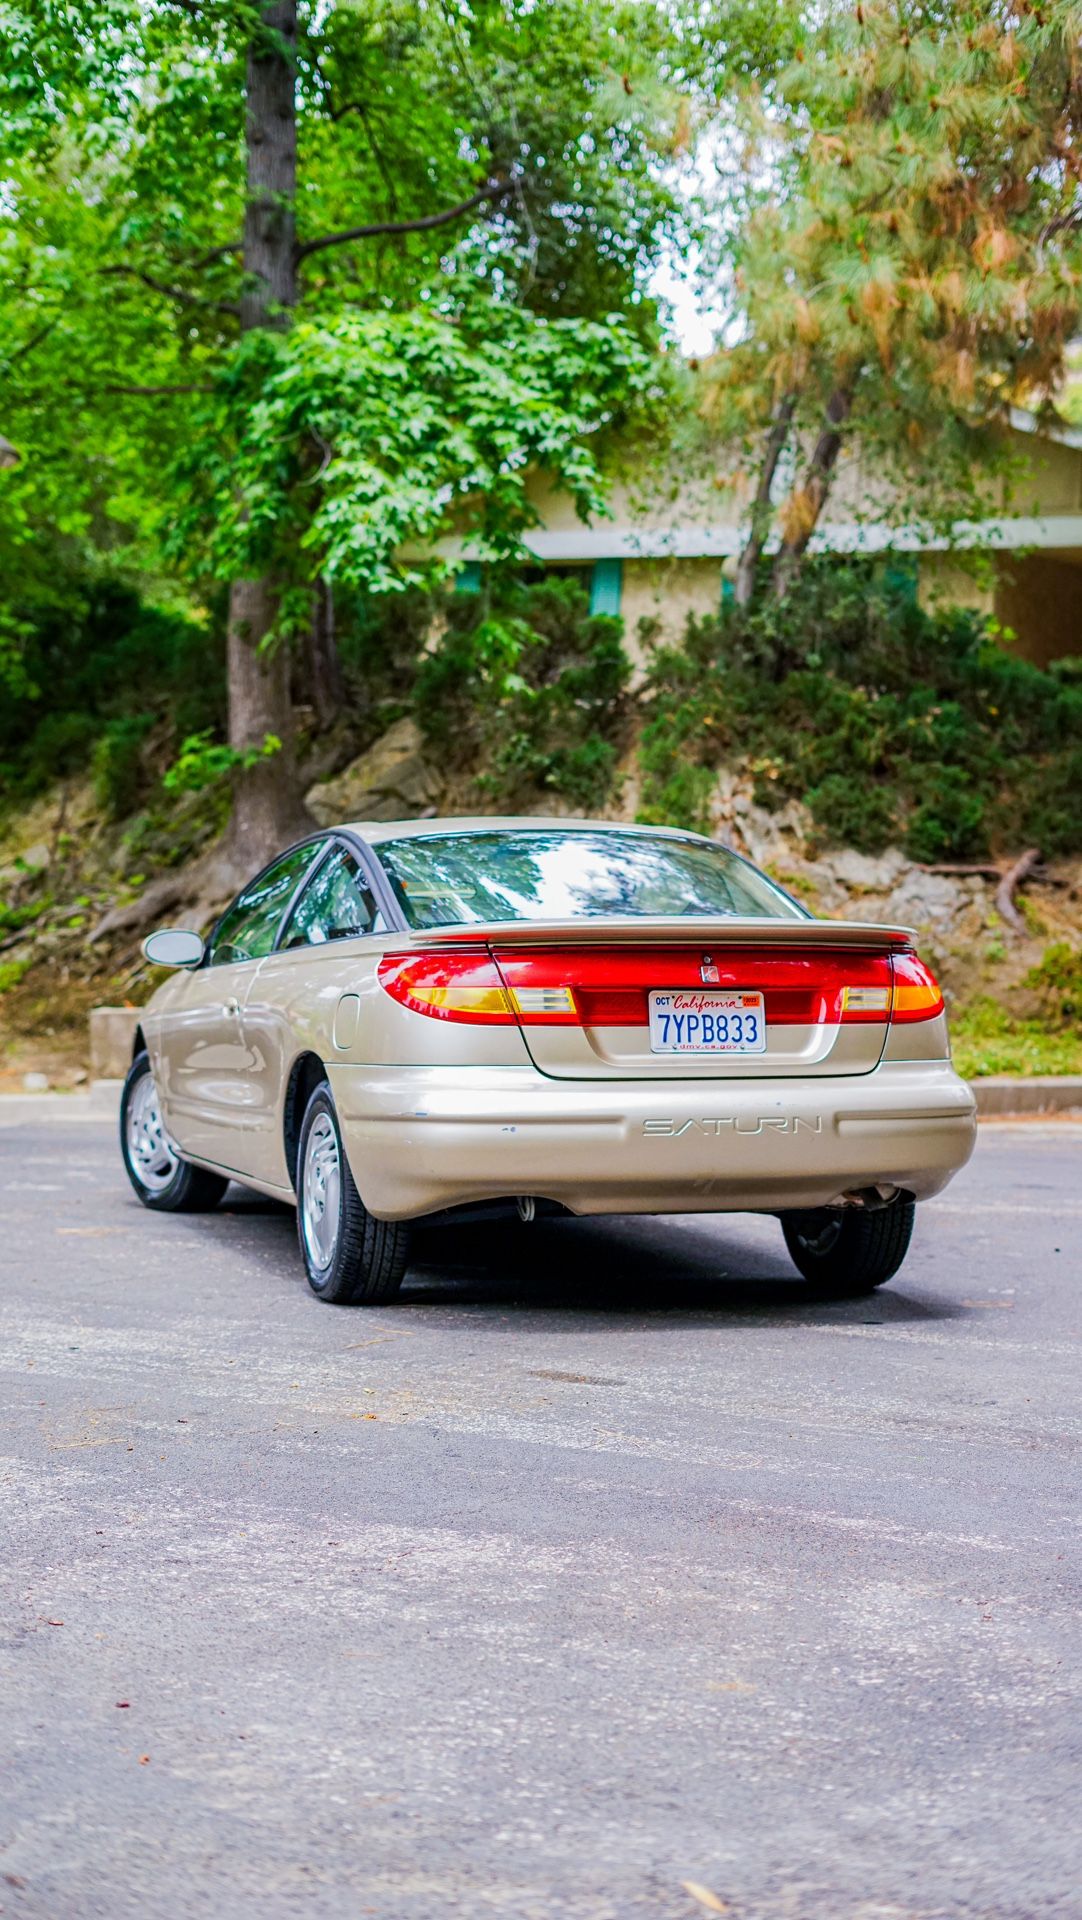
[454,558,625,617]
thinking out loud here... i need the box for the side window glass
[281,846,383,948]
[207,842,326,966]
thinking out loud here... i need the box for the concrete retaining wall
[89,1007,141,1082]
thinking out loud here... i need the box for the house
[444,408,1082,671]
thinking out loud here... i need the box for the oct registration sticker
[648,989,767,1054]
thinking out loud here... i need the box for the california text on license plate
[648,989,767,1054]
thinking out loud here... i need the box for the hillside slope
[2,709,1079,1090]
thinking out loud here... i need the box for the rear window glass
[376,830,806,930]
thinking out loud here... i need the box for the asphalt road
[1,1114,1080,1920]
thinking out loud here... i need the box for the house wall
[1006,430,1082,513]
[918,556,996,618]
[523,465,742,542]
[621,557,722,666]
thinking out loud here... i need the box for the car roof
[347,816,714,848]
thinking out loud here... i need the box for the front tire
[781,1198,915,1293]
[296,1081,410,1304]
[120,1051,228,1213]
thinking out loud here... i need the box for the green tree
[704,0,1082,604]
[0,0,680,867]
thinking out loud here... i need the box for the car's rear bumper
[327,1059,977,1222]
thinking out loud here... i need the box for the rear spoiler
[400,916,916,952]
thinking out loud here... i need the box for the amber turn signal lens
[378,951,516,1023]
[890,952,944,1023]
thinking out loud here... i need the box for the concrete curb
[970,1076,1082,1116]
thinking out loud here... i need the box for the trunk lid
[456,917,914,1081]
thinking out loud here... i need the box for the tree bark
[227,577,307,861]
[733,390,797,609]
[307,577,344,730]
[226,0,306,869]
[771,384,854,599]
[239,1,297,334]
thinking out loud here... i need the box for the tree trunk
[307,577,344,731]
[227,577,307,864]
[771,384,854,600]
[240,0,297,333]
[733,390,797,609]
[226,0,305,869]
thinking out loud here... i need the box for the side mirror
[142,927,205,970]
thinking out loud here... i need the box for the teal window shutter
[589,558,623,617]
[882,558,917,603]
[455,562,482,594]
[721,574,735,608]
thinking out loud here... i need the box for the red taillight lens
[889,952,944,1023]
[378,950,583,1024]
[378,944,943,1027]
[377,950,515,1023]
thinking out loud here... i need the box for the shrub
[92,716,154,821]
[804,773,899,853]
[414,574,631,813]
[637,561,1082,860]
[1023,943,1082,1027]
[0,562,223,808]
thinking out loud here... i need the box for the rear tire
[120,1051,228,1213]
[780,1198,915,1294]
[296,1081,410,1304]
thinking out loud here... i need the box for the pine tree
[708,0,1082,603]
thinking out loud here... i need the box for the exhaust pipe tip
[838,1183,902,1211]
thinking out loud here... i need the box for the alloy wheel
[301,1110,341,1273]
[126,1073,178,1193]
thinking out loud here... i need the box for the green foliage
[950,995,1082,1079]
[92,715,154,821]
[0,958,32,995]
[414,573,631,812]
[638,563,1082,860]
[0,0,682,670]
[169,309,659,607]
[802,774,898,854]
[163,729,282,797]
[0,563,222,808]
[1022,944,1082,1028]
[0,896,47,935]
[14,713,99,796]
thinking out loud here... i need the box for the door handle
[224,998,241,1017]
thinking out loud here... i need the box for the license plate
[648,990,767,1054]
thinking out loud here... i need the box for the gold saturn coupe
[121,818,977,1304]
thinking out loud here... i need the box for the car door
[240,842,390,1189]
[155,840,327,1174]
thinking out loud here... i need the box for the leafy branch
[163,729,282,796]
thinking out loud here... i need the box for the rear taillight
[378,945,943,1028]
[377,950,582,1024]
[889,952,944,1023]
[377,950,515,1023]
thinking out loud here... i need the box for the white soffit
[440,514,1082,563]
